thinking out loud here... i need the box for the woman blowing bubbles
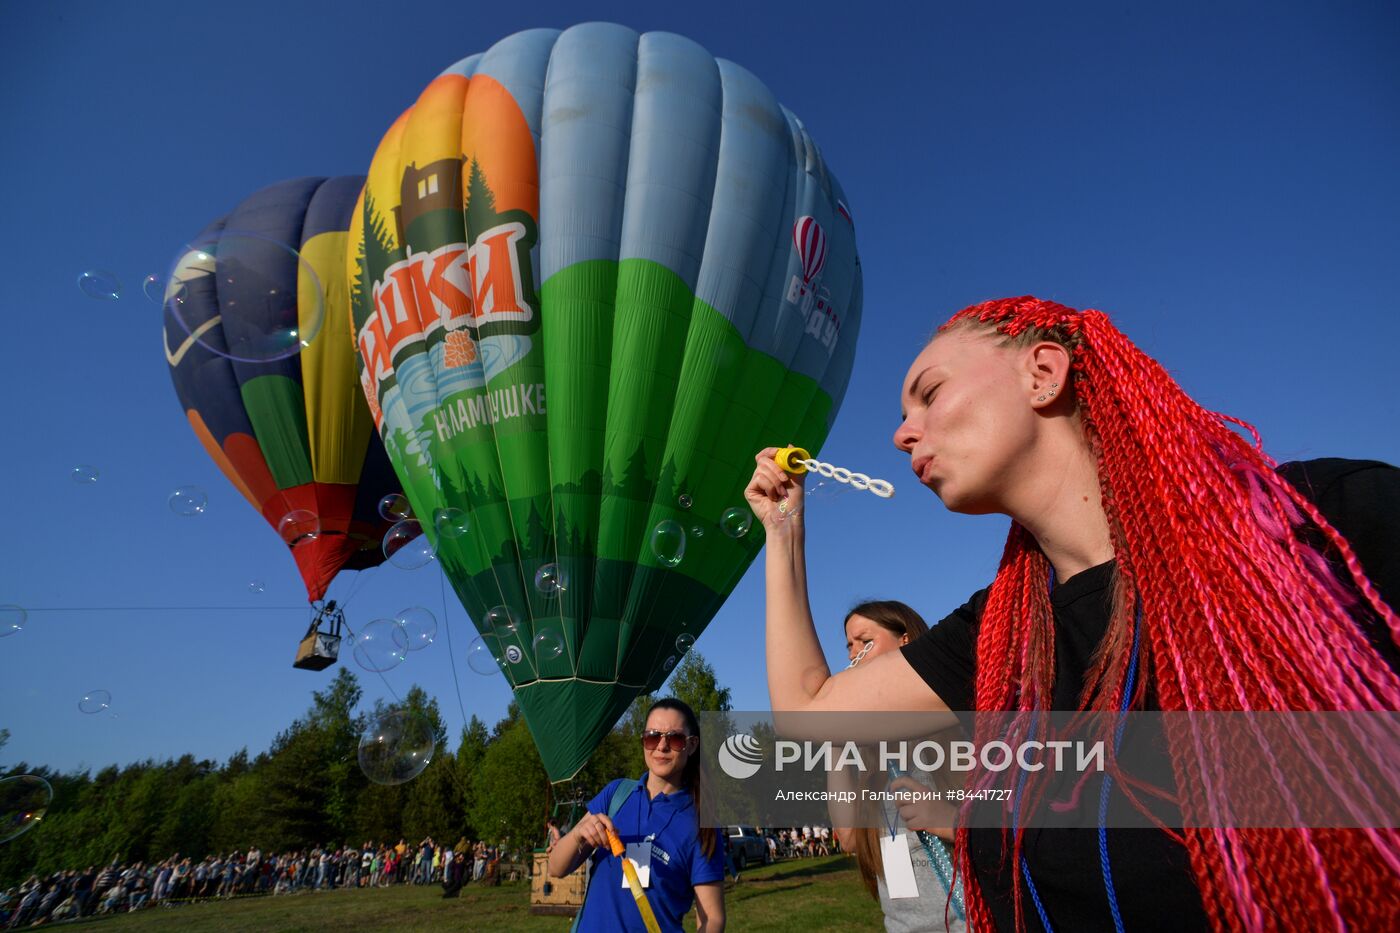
[746,297,1400,932]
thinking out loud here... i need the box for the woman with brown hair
[833,600,965,932]
[548,697,726,932]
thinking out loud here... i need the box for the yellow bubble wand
[606,827,662,933]
[774,446,894,513]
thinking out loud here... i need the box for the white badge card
[621,841,652,888]
[880,833,919,899]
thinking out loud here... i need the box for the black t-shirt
[901,458,1400,932]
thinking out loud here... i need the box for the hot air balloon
[164,176,405,667]
[349,24,861,779]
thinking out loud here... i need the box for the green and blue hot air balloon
[349,24,861,780]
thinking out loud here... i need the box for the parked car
[725,826,770,869]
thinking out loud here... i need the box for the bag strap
[570,778,642,933]
[607,778,642,819]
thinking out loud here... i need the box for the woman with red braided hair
[745,296,1400,932]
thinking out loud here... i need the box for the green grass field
[84,856,884,932]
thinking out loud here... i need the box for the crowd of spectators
[0,837,511,928]
[772,826,835,859]
[1,827,838,927]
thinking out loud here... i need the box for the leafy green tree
[259,721,335,849]
[402,755,464,843]
[309,668,366,839]
[575,726,644,796]
[354,780,406,845]
[152,774,218,857]
[209,770,266,853]
[622,692,655,734]
[455,717,489,838]
[224,748,251,777]
[665,651,732,713]
[468,713,547,852]
[397,686,465,842]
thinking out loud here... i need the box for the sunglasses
[641,730,694,751]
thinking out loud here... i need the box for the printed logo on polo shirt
[717,733,765,780]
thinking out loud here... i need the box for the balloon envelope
[165,176,403,603]
[350,25,862,780]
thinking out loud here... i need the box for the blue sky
[2,0,1397,774]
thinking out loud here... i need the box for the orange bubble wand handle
[606,828,662,933]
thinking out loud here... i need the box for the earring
[1037,394,1047,402]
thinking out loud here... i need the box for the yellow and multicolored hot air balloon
[349,25,862,780]
[164,176,403,622]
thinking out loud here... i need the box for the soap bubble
[650,520,686,567]
[677,494,693,510]
[533,630,565,661]
[279,509,320,546]
[486,606,520,636]
[378,493,412,522]
[78,690,111,714]
[166,280,189,312]
[0,606,26,638]
[78,270,121,300]
[165,233,324,362]
[358,709,434,786]
[351,619,409,673]
[663,655,677,672]
[504,644,524,665]
[384,520,435,569]
[806,476,849,502]
[395,607,437,651]
[142,273,165,304]
[0,775,53,843]
[168,485,207,516]
[71,465,99,485]
[534,564,566,598]
[719,507,752,539]
[466,636,504,675]
[690,526,705,538]
[432,507,470,539]
[676,633,696,654]
[248,581,265,594]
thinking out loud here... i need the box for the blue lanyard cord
[1097,603,1141,933]
[915,830,966,922]
[1014,713,1055,933]
[1015,572,1140,933]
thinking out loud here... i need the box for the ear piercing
[1037,382,1060,402]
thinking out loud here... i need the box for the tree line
[0,654,733,888]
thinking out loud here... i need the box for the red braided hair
[940,297,1400,932]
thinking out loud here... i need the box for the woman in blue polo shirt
[548,697,726,932]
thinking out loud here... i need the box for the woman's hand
[890,776,957,840]
[571,812,618,856]
[745,447,806,533]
